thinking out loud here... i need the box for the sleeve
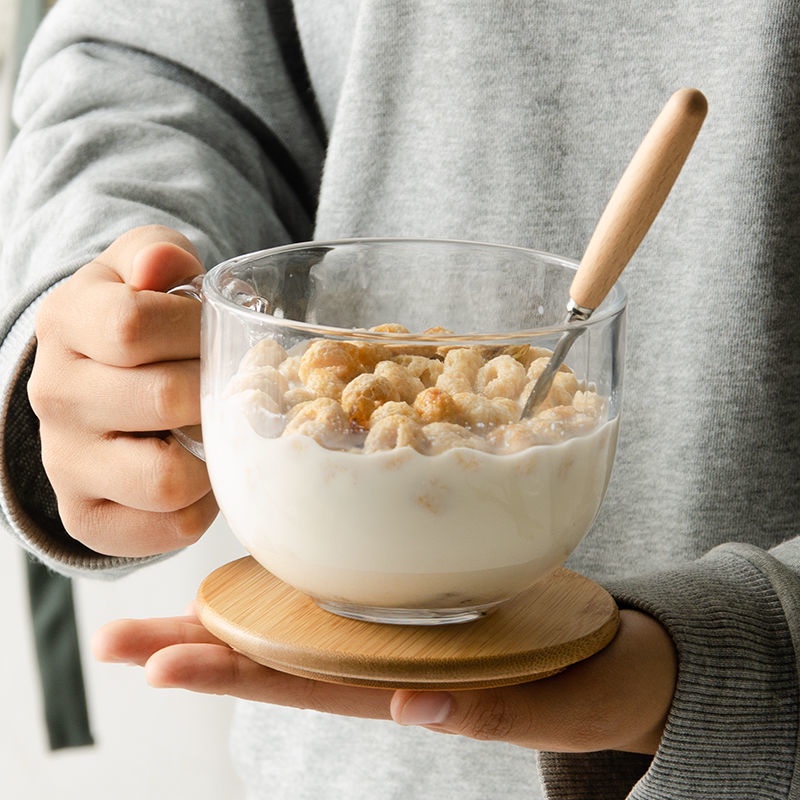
[0,0,325,577]
[538,541,800,799]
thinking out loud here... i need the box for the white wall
[0,517,247,800]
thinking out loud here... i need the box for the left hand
[93,608,676,754]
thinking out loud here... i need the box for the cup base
[312,597,504,625]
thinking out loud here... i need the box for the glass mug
[171,238,626,625]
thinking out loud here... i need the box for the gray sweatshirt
[1,1,799,798]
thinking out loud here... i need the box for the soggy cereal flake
[573,390,606,416]
[341,373,401,428]
[283,386,316,408]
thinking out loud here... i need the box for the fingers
[33,355,200,432]
[94,615,393,719]
[92,616,222,664]
[146,644,392,719]
[28,225,213,556]
[36,260,201,367]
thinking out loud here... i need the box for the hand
[94,608,676,754]
[28,225,218,556]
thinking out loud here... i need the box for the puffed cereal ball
[235,388,285,439]
[283,398,349,448]
[476,354,528,400]
[298,340,362,383]
[413,386,458,424]
[423,422,488,454]
[226,366,289,409]
[436,347,485,393]
[392,354,444,387]
[302,368,347,400]
[341,373,401,428]
[238,337,288,371]
[452,392,518,430]
[364,414,427,453]
[369,401,420,427]
[374,360,425,404]
[354,342,394,372]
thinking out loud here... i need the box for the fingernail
[396,692,453,726]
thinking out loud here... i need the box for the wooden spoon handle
[569,87,708,311]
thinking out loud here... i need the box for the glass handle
[167,277,206,461]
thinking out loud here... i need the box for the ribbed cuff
[540,544,800,799]
[0,277,165,577]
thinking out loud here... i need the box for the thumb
[390,687,536,745]
[130,240,204,293]
[97,224,204,291]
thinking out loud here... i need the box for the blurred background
[1,2,246,797]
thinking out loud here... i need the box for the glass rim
[203,237,628,341]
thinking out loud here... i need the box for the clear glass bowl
[188,238,626,624]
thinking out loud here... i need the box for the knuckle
[108,292,150,362]
[145,444,197,510]
[170,496,217,544]
[149,365,197,429]
[460,694,519,742]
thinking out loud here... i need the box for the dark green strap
[26,556,94,750]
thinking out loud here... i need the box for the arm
[539,542,800,798]
[0,0,323,575]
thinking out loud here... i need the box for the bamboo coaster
[196,556,619,690]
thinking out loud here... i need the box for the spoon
[521,87,708,418]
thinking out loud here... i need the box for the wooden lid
[196,556,619,690]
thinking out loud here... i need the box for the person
[1,0,798,797]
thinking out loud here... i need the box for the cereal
[298,340,362,383]
[423,422,489,454]
[341,373,401,428]
[392,354,445,387]
[238,338,287,371]
[227,323,608,456]
[451,392,518,430]
[283,398,349,447]
[302,368,347,400]
[413,386,459,425]
[226,366,289,409]
[374,360,425,404]
[441,348,484,390]
[369,401,420,427]
[364,414,427,453]
[475,354,527,400]
[355,342,394,371]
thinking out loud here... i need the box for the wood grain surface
[196,557,620,690]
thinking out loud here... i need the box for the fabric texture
[1,1,799,798]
